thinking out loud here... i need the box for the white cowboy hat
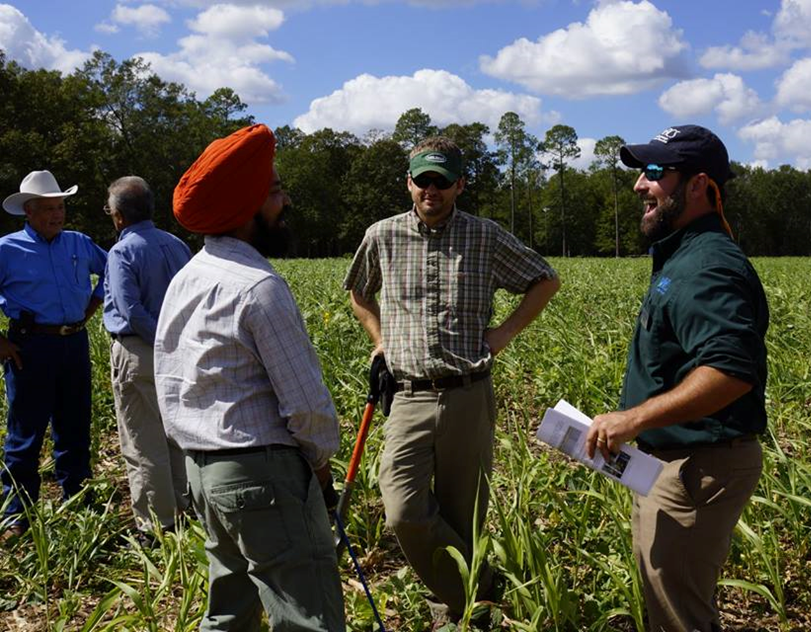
[2,170,78,216]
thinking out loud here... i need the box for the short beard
[252,207,292,258]
[640,178,687,243]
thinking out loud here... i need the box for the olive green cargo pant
[186,446,345,631]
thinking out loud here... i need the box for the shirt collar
[118,220,155,240]
[203,234,270,265]
[409,205,459,237]
[651,213,725,266]
[23,221,61,244]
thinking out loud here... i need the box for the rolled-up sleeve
[492,227,557,294]
[343,229,382,300]
[246,277,340,469]
[669,266,764,386]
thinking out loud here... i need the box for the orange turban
[173,124,276,234]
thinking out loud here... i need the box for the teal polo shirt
[621,213,769,450]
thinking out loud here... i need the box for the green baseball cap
[409,150,463,181]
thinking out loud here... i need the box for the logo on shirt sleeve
[655,276,672,295]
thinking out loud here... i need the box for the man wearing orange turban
[155,124,345,631]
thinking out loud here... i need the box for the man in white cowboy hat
[0,170,108,542]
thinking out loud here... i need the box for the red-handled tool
[334,354,387,556]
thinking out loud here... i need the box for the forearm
[588,365,753,458]
[625,365,752,432]
[349,290,382,348]
[84,296,103,322]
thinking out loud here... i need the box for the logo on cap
[653,128,681,144]
[424,152,447,163]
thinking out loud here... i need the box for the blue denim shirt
[0,223,107,325]
[103,220,191,345]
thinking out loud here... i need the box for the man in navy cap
[586,126,769,631]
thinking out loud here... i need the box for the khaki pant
[378,376,497,614]
[111,336,187,530]
[187,446,345,632]
[633,439,763,632]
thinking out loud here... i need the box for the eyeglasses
[103,205,112,215]
[642,164,679,181]
[411,173,457,190]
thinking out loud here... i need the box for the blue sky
[2,0,811,169]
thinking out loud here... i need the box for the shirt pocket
[452,252,492,326]
[69,254,91,289]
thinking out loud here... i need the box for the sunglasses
[643,164,679,181]
[411,173,457,190]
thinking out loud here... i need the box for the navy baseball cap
[620,125,735,185]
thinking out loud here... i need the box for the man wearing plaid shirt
[344,136,560,621]
[155,125,344,632]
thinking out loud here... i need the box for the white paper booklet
[536,399,664,496]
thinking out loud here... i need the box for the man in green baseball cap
[344,136,561,627]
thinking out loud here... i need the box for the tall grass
[1,257,809,630]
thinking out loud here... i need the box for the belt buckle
[59,324,79,336]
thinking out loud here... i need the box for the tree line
[2,49,810,256]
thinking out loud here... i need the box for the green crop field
[1,257,809,631]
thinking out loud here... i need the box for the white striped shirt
[154,236,339,468]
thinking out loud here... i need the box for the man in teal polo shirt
[586,125,769,632]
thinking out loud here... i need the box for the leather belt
[111,333,137,340]
[396,370,490,393]
[188,444,296,458]
[638,434,758,453]
[9,320,85,336]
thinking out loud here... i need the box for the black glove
[321,475,339,514]
[370,354,397,417]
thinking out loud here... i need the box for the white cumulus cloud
[700,0,811,71]
[570,137,596,171]
[94,22,120,35]
[658,74,762,125]
[699,31,789,71]
[775,57,811,112]
[170,0,518,7]
[107,4,171,38]
[479,0,689,98]
[293,69,546,135]
[186,3,284,38]
[774,0,811,47]
[738,116,811,169]
[0,4,91,73]
[134,4,292,104]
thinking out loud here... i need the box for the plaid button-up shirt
[155,236,340,469]
[344,207,557,380]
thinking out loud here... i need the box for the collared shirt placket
[425,227,444,376]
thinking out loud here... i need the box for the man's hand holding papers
[586,409,642,462]
[536,400,663,496]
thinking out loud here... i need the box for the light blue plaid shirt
[154,236,340,468]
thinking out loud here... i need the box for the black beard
[252,207,292,258]
[640,179,687,243]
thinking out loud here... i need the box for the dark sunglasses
[411,173,457,190]
[643,164,679,181]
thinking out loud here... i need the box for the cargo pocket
[678,455,731,508]
[209,480,290,559]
